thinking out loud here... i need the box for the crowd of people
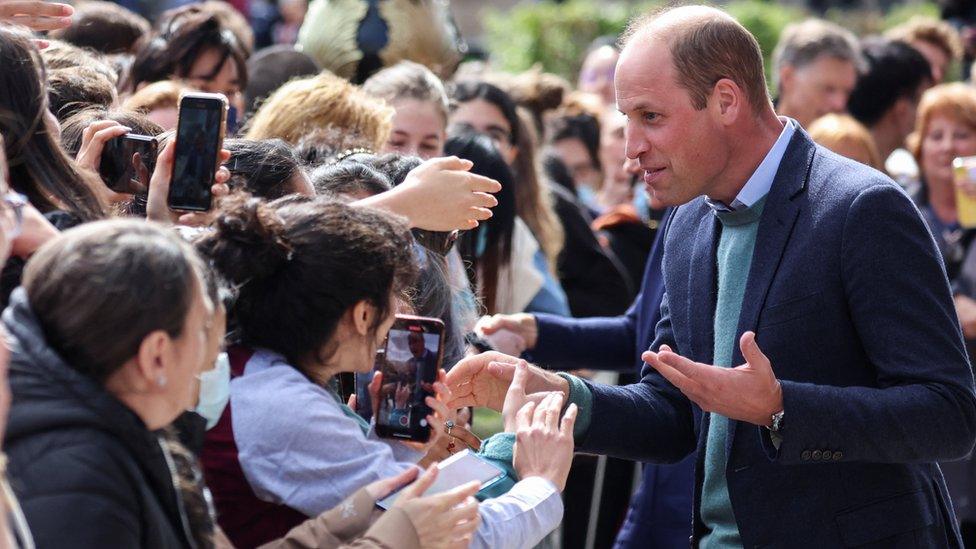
[0,0,973,547]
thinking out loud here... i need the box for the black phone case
[374,317,444,442]
[167,94,227,211]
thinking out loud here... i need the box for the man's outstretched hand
[446,351,569,412]
[642,331,783,426]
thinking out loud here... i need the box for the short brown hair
[908,83,976,161]
[49,0,150,55]
[887,16,963,61]
[24,219,206,383]
[47,66,117,122]
[622,6,770,112]
[40,39,118,85]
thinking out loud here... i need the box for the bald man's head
[620,5,770,113]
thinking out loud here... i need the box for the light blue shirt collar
[706,117,797,212]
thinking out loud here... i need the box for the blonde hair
[513,108,564,268]
[361,60,449,123]
[122,79,188,113]
[887,16,963,61]
[907,83,976,162]
[245,71,393,150]
[808,114,883,170]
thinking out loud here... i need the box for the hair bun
[201,194,293,286]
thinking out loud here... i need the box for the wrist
[763,381,784,427]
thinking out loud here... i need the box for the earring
[156,375,167,388]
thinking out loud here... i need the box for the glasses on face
[0,192,27,239]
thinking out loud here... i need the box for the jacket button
[801,450,811,461]
[821,451,833,461]
[832,451,843,461]
[812,450,822,461]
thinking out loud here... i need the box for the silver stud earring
[156,375,167,388]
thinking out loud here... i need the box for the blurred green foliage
[484,0,942,85]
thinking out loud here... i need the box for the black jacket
[2,289,195,549]
[550,183,634,317]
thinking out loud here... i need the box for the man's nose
[624,121,647,161]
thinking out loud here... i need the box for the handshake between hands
[353,358,577,549]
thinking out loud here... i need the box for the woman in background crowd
[907,81,976,543]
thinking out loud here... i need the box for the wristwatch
[768,410,785,433]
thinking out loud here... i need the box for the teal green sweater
[700,200,765,548]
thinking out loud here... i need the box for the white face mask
[194,352,230,430]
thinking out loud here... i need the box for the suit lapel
[686,200,720,364]
[724,130,816,455]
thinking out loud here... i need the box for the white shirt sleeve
[470,476,564,549]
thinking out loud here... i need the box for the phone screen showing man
[375,320,442,441]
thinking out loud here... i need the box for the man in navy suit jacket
[449,6,976,547]
[480,212,695,549]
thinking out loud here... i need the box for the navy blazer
[578,130,976,548]
[531,209,666,373]
[533,212,695,549]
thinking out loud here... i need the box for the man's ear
[711,78,742,124]
[133,330,171,391]
[350,300,375,337]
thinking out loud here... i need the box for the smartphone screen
[375,315,444,442]
[376,450,505,510]
[168,93,226,211]
[99,134,157,195]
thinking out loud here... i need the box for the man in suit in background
[448,5,976,547]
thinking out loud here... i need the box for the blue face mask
[195,353,230,430]
[576,185,600,211]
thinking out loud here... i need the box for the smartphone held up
[99,134,159,195]
[374,315,445,443]
[167,92,228,212]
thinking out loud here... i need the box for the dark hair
[47,67,117,123]
[450,81,521,146]
[0,25,105,220]
[546,112,602,171]
[162,2,255,56]
[542,152,577,194]
[244,45,320,118]
[847,37,932,127]
[224,138,304,200]
[364,153,423,186]
[444,131,516,314]
[23,219,206,383]
[196,195,417,368]
[310,161,391,198]
[123,11,248,94]
[49,1,151,55]
[40,39,118,82]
